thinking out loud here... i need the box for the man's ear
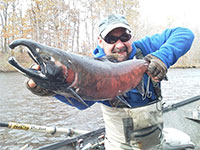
[98,36,103,48]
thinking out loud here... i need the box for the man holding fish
[26,14,194,149]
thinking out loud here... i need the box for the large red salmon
[8,39,148,107]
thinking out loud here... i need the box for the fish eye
[42,55,51,61]
[41,54,55,63]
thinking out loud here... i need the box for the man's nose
[115,40,125,49]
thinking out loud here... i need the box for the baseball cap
[99,14,132,38]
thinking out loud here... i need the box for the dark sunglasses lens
[105,36,118,44]
[105,33,131,44]
[120,33,131,42]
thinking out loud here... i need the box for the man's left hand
[144,54,167,82]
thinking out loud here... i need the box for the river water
[0,68,200,150]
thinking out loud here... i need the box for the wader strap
[123,118,134,144]
[151,81,162,100]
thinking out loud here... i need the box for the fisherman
[26,14,194,149]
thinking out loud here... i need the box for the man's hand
[26,64,55,96]
[144,54,167,82]
[27,64,40,88]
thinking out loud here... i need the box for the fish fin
[116,96,132,108]
[105,54,119,63]
[66,98,74,106]
[60,93,75,106]
[94,57,108,62]
[67,88,89,107]
[94,55,119,63]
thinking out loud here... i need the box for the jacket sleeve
[54,94,96,110]
[134,27,195,68]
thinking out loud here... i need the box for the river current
[0,68,200,149]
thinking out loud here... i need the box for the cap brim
[100,23,132,38]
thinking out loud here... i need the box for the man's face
[98,28,133,62]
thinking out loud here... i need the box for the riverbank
[0,52,199,72]
[0,52,33,72]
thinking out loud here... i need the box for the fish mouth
[8,39,57,81]
[9,39,42,65]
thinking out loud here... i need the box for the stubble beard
[112,46,129,61]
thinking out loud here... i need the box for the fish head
[8,39,75,91]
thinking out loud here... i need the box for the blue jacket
[54,27,194,110]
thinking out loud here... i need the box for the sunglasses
[103,32,132,44]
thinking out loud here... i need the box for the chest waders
[102,49,163,150]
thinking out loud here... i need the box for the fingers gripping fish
[8,39,149,107]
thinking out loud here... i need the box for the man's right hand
[26,64,55,96]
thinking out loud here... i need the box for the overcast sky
[139,0,200,28]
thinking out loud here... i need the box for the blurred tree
[0,0,11,53]
[0,0,198,67]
